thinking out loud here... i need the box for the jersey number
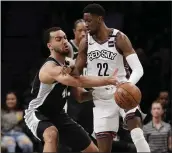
[62,88,67,99]
[97,63,109,76]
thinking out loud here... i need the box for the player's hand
[61,66,74,76]
[61,57,75,75]
[116,81,131,88]
[108,68,119,86]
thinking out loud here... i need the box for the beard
[54,47,69,56]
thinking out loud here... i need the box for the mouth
[86,27,90,32]
[64,45,69,51]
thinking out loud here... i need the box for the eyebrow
[54,35,66,38]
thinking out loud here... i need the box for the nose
[81,31,86,37]
[63,39,68,45]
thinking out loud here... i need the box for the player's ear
[98,16,103,23]
[47,43,52,50]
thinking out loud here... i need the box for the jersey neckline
[91,28,114,45]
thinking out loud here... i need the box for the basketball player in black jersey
[69,19,86,59]
[24,27,119,153]
[64,4,150,153]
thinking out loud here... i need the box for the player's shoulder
[39,60,58,77]
[113,29,125,37]
[114,30,129,43]
[39,61,59,84]
[41,60,57,70]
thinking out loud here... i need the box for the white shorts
[92,89,143,134]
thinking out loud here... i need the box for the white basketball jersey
[87,29,127,95]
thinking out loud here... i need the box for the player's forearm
[70,66,80,76]
[76,76,113,88]
[126,53,144,84]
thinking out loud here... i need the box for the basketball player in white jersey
[66,4,151,153]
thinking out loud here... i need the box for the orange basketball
[114,82,142,110]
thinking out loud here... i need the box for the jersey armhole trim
[115,31,123,55]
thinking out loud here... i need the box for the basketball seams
[115,92,126,108]
[116,90,136,109]
[119,86,139,105]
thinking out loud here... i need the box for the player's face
[83,13,100,36]
[6,93,17,109]
[151,103,164,118]
[74,22,87,43]
[48,30,69,56]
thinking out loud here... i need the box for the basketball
[114,82,142,110]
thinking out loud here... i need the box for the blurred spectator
[157,91,169,107]
[143,101,172,153]
[156,90,171,124]
[1,92,33,153]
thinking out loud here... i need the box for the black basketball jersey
[69,40,78,59]
[28,57,68,119]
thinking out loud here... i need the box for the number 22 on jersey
[97,63,109,76]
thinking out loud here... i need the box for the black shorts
[35,110,91,151]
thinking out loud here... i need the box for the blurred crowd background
[1,1,171,153]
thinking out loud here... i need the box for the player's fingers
[116,81,126,88]
[61,67,69,75]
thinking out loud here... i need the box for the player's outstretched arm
[116,32,144,84]
[40,62,118,88]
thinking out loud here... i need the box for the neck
[50,51,65,64]
[95,23,110,41]
[7,108,15,111]
[152,117,162,124]
[73,39,80,48]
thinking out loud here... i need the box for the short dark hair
[83,3,105,17]
[74,19,85,29]
[43,27,61,45]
